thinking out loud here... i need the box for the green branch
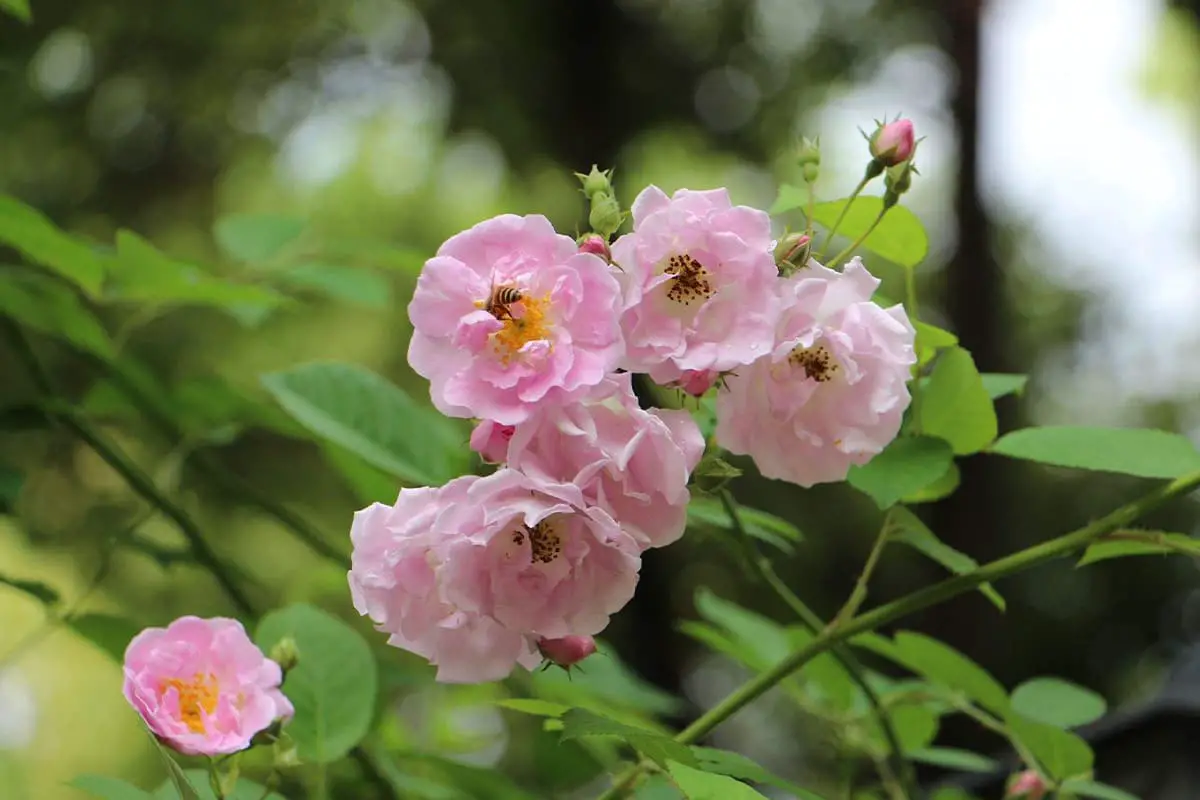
[597,469,1200,798]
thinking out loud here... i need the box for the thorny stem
[595,469,1200,799]
[828,511,895,632]
[817,175,871,261]
[827,207,889,268]
[717,490,913,800]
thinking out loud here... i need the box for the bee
[485,283,524,320]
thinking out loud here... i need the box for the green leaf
[1058,779,1141,800]
[0,574,59,606]
[889,507,1005,611]
[1010,677,1107,729]
[848,436,954,509]
[915,322,959,365]
[889,704,940,752]
[981,374,1029,400]
[1078,531,1200,565]
[666,761,769,799]
[70,775,154,800]
[865,631,1009,714]
[685,497,803,553]
[260,361,466,487]
[144,733,202,800]
[634,776,686,800]
[0,464,22,513]
[109,231,285,313]
[690,747,820,798]
[1006,714,1094,780]
[153,770,284,800]
[901,461,960,504]
[810,196,928,268]
[531,640,684,717]
[908,747,999,773]
[271,262,390,308]
[919,347,997,455]
[693,588,791,668]
[214,214,306,263]
[494,698,570,718]
[768,184,811,215]
[68,613,140,662]
[0,272,114,357]
[0,0,31,22]
[256,603,378,763]
[989,426,1200,479]
[0,195,104,294]
[559,709,696,768]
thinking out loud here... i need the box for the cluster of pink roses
[348,183,917,683]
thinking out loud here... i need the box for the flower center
[160,673,220,733]
[788,343,840,383]
[511,517,564,564]
[662,254,715,307]
[481,292,553,365]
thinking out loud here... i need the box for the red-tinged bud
[470,419,515,464]
[1006,770,1048,800]
[577,233,612,262]
[537,635,597,669]
[676,369,720,397]
[869,118,915,167]
[774,232,812,273]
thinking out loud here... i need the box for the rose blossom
[407,214,624,425]
[122,617,293,756]
[611,186,780,385]
[348,470,640,684]
[471,374,705,549]
[469,419,515,464]
[716,257,916,487]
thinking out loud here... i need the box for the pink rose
[122,617,294,756]
[869,118,916,167]
[716,257,916,487]
[348,470,641,684]
[674,369,721,397]
[478,373,705,549]
[611,186,781,385]
[407,214,625,425]
[537,635,597,669]
[469,419,515,464]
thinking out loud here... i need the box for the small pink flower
[1006,771,1048,800]
[870,118,916,167]
[611,186,780,385]
[537,635,597,669]
[675,369,721,397]
[407,214,624,425]
[122,617,294,756]
[576,233,612,262]
[501,373,704,549]
[715,257,916,487]
[348,471,641,684]
[469,419,515,464]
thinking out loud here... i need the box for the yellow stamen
[160,673,220,733]
[788,343,840,383]
[527,518,564,564]
[490,293,552,365]
[662,254,715,307]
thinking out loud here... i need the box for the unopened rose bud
[1005,770,1048,800]
[588,192,624,240]
[576,165,614,199]
[268,636,300,674]
[577,233,612,262]
[774,232,811,272]
[797,136,820,184]
[883,157,917,209]
[676,369,720,397]
[869,118,915,167]
[470,419,515,464]
[537,635,597,670]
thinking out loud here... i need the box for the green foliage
[689,747,820,798]
[559,709,696,768]
[888,704,939,751]
[919,347,997,455]
[67,613,141,662]
[214,214,307,263]
[145,734,202,800]
[856,631,1009,714]
[0,194,105,295]
[1005,714,1094,780]
[269,262,391,309]
[847,436,954,509]
[907,747,998,773]
[980,373,1029,400]
[0,573,59,606]
[634,776,687,799]
[256,603,378,763]
[666,761,769,799]
[989,426,1200,479]
[1058,779,1141,800]
[0,0,30,21]
[914,321,958,365]
[0,463,22,512]
[810,197,928,268]
[1078,530,1200,565]
[683,588,791,670]
[888,507,1005,610]
[1010,678,1107,728]
[768,184,811,215]
[260,361,467,487]
[531,641,685,718]
[0,272,115,357]
[685,496,803,553]
[900,461,960,504]
[153,771,285,800]
[70,775,155,800]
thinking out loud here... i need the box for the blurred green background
[4,0,1200,798]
